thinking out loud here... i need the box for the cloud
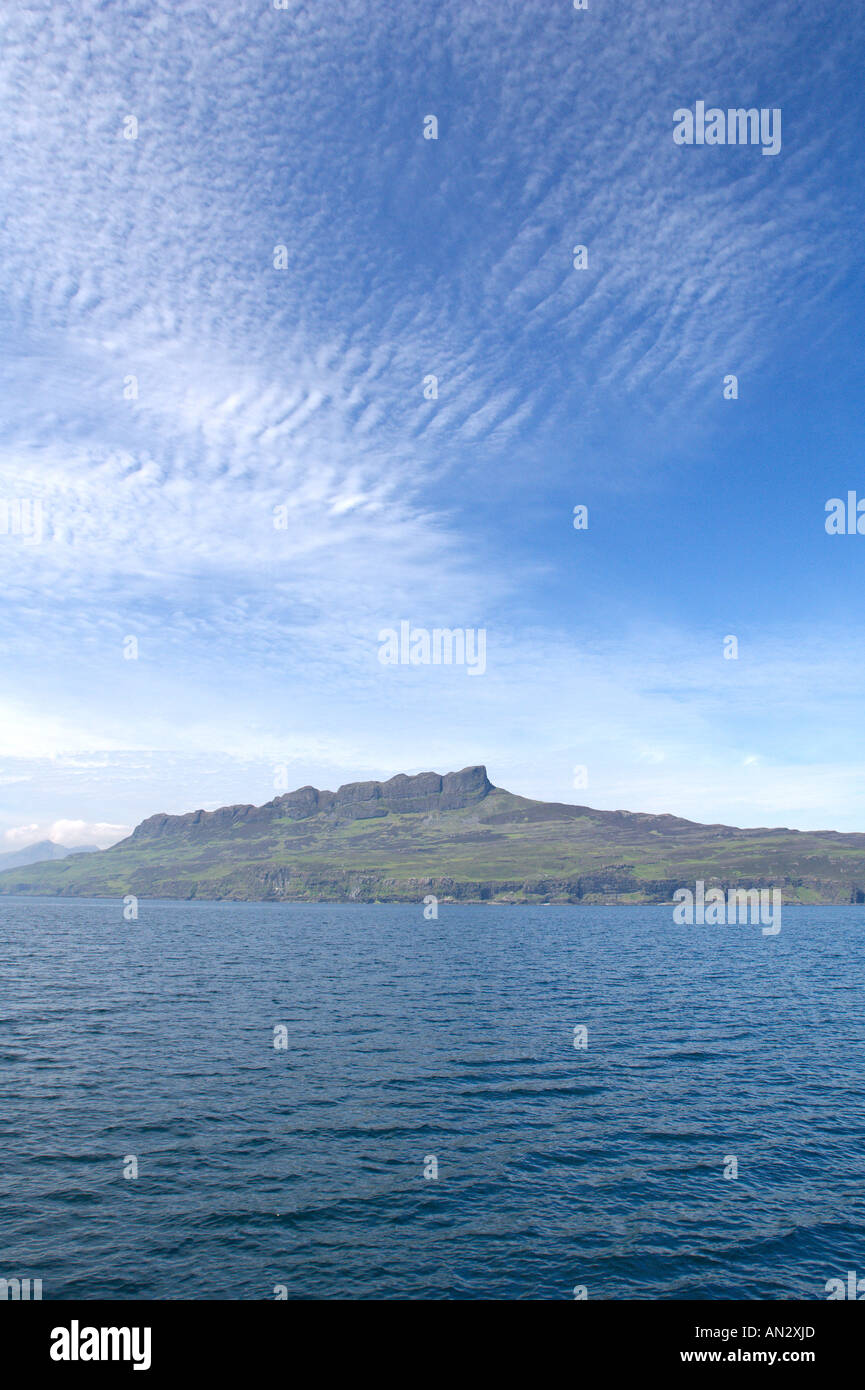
[0,0,852,610]
[48,820,131,849]
[3,820,129,849]
[3,824,41,847]
[0,1,862,836]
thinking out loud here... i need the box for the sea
[1,898,863,1300]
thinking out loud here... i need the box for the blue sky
[1,0,865,847]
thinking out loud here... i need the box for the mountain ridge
[128,765,494,839]
[2,765,864,904]
[0,840,98,871]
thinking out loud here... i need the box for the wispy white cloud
[3,819,130,850]
[0,0,862,834]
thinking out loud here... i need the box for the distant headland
[1,765,863,904]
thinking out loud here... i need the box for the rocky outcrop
[127,766,494,839]
[316,765,493,820]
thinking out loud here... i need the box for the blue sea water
[0,898,863,1301]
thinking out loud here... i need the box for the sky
[1,0,865,848]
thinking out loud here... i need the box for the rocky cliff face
[129,765,493,840]
[7,765,865,904]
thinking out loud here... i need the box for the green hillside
[2,765,865,904]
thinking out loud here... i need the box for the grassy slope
[2,788,865,903]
